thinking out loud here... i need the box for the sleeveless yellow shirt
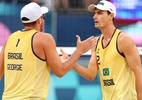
[96,29,137,100]
[3,30,50,100]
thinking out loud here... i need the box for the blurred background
[0,0,141,100]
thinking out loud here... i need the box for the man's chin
[95,25,100,29]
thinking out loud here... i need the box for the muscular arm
[118,32,142,99]
[73,47,99,81]
[35,33,96,77]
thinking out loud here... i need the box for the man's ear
[37,18,42,24]
[110,13,114,19]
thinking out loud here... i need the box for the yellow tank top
[3,30,50,100]
[96,29,137,100]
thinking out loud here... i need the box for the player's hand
[76,35,97,54]
[60,48,69,62]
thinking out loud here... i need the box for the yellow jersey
[3,30,50,100]
[96,29,137,100]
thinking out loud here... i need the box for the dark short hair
[107,11,114,22]
[22,17,36,25]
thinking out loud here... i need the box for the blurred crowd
[0,0,100,11]
[54,0,99,11]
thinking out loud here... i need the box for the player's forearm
[73,63,96,81]
[58,49,82,77]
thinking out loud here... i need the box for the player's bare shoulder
[33,32,56,52]
[118,31,134,44]
[34,32,55,44]
[35,32,53,39]
[32,32,56,59]
[118,31,135,53]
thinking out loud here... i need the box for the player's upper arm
[41,33,63,76]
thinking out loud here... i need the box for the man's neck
[101,25,116,40]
